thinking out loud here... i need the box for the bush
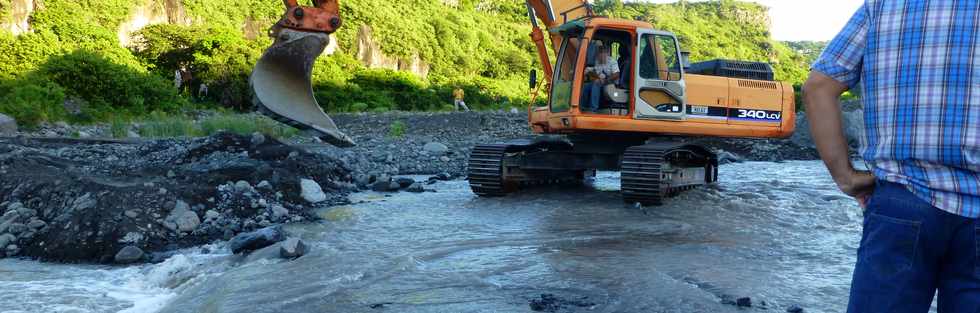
[38,50,184,116]
[0,80,67,129]
[387,120,406,137]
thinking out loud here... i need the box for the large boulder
[163,200,200,233]
[423,142,449,155]
[114,245,144,264]
[229,226,285,254]
[0,233,16,249]
[300,179,327,203]
[279,237,307,258]
[405,182,424,193]
[0,113,16,135]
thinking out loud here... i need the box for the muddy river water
[0,161,868,313]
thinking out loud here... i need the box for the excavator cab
[540,21,691,125]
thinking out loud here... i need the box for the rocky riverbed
[0,108,867,264]
[0,133,352,263]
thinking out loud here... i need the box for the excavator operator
[582,44,620,113]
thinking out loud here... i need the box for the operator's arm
[803,73,874,199]
[805,3,874,204]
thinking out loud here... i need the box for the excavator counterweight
[250,0,354,147]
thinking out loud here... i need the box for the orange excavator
[466,0,796,205]
[252,0,795,205]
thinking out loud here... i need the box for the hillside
[0,0,816,129]
[596,0,812,84]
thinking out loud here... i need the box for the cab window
[639,34,682,81]
[550,37,582,113]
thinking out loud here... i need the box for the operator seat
[603,45,630,105]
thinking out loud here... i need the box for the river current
[0,161,868,313]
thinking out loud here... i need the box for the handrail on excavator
[559,2,595,24]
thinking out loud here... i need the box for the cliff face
[355,25,429,79]
[117,0,190,47]
[1,0,35,35]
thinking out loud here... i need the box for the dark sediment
[0,132,351,263]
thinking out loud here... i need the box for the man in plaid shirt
[805,0,980,311]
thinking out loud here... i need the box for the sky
[638,0,864,41]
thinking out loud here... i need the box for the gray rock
[234,181,253,192]
[430,172,452,181]
[354,174,372,188]
[371,178,396,192]
[124,210,141,219]
[395,177,415,188]
[120,232,144,244]
[0,233,15,248]
[423,142,449,155]
[1,210,19,223]
[114,246,144,264]
[0,113,17,135]
[26,219,46,229]
[716,150,744,165]
[251,132,266,146]
[164,200,200,233]
[279,237,307,258]
[786,305,804,313]
[166,170,176,178]
[256,180,272,190]
[406,182,424,193]
[229,226,285,254]
[6,223,26,235]
[6,202,24,211]
[270,205,289,221]
[16,208,36,218]
[127,130,141,138]
[439,156,451,162]
[204,210,220,221]
[5,244,18,256]
[300,179,327,203]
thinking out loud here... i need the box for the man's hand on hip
[837,169,876,207]
[803,71,876,208]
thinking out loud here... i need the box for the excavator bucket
[250,0,354,147]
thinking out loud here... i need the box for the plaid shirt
[812,0,980,217]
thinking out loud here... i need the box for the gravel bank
[0,133,352,263]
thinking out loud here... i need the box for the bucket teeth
[250,28,355,147]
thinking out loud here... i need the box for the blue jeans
[582,82,601,112]
[848,181,980,313]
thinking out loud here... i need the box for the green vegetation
[137,112,297,138]
[387,120,406,138]
[0,0,821,129]
[596,0,812,84]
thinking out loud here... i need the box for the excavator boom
[250,0,355,147]
[525,0,593,90]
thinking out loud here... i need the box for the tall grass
[109,117,130,138]
[136,112,297,138]
[387,120,406,138]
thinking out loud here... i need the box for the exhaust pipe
[250,27,355,147]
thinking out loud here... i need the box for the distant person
[452,87,469,111]
[804,1,980,312]
[582,45,619,112]
[198,83,208,101]
[174,69,182,89]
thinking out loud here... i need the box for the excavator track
[621,146,667,205]
[467,144,510,196]
[621,143,716,205]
